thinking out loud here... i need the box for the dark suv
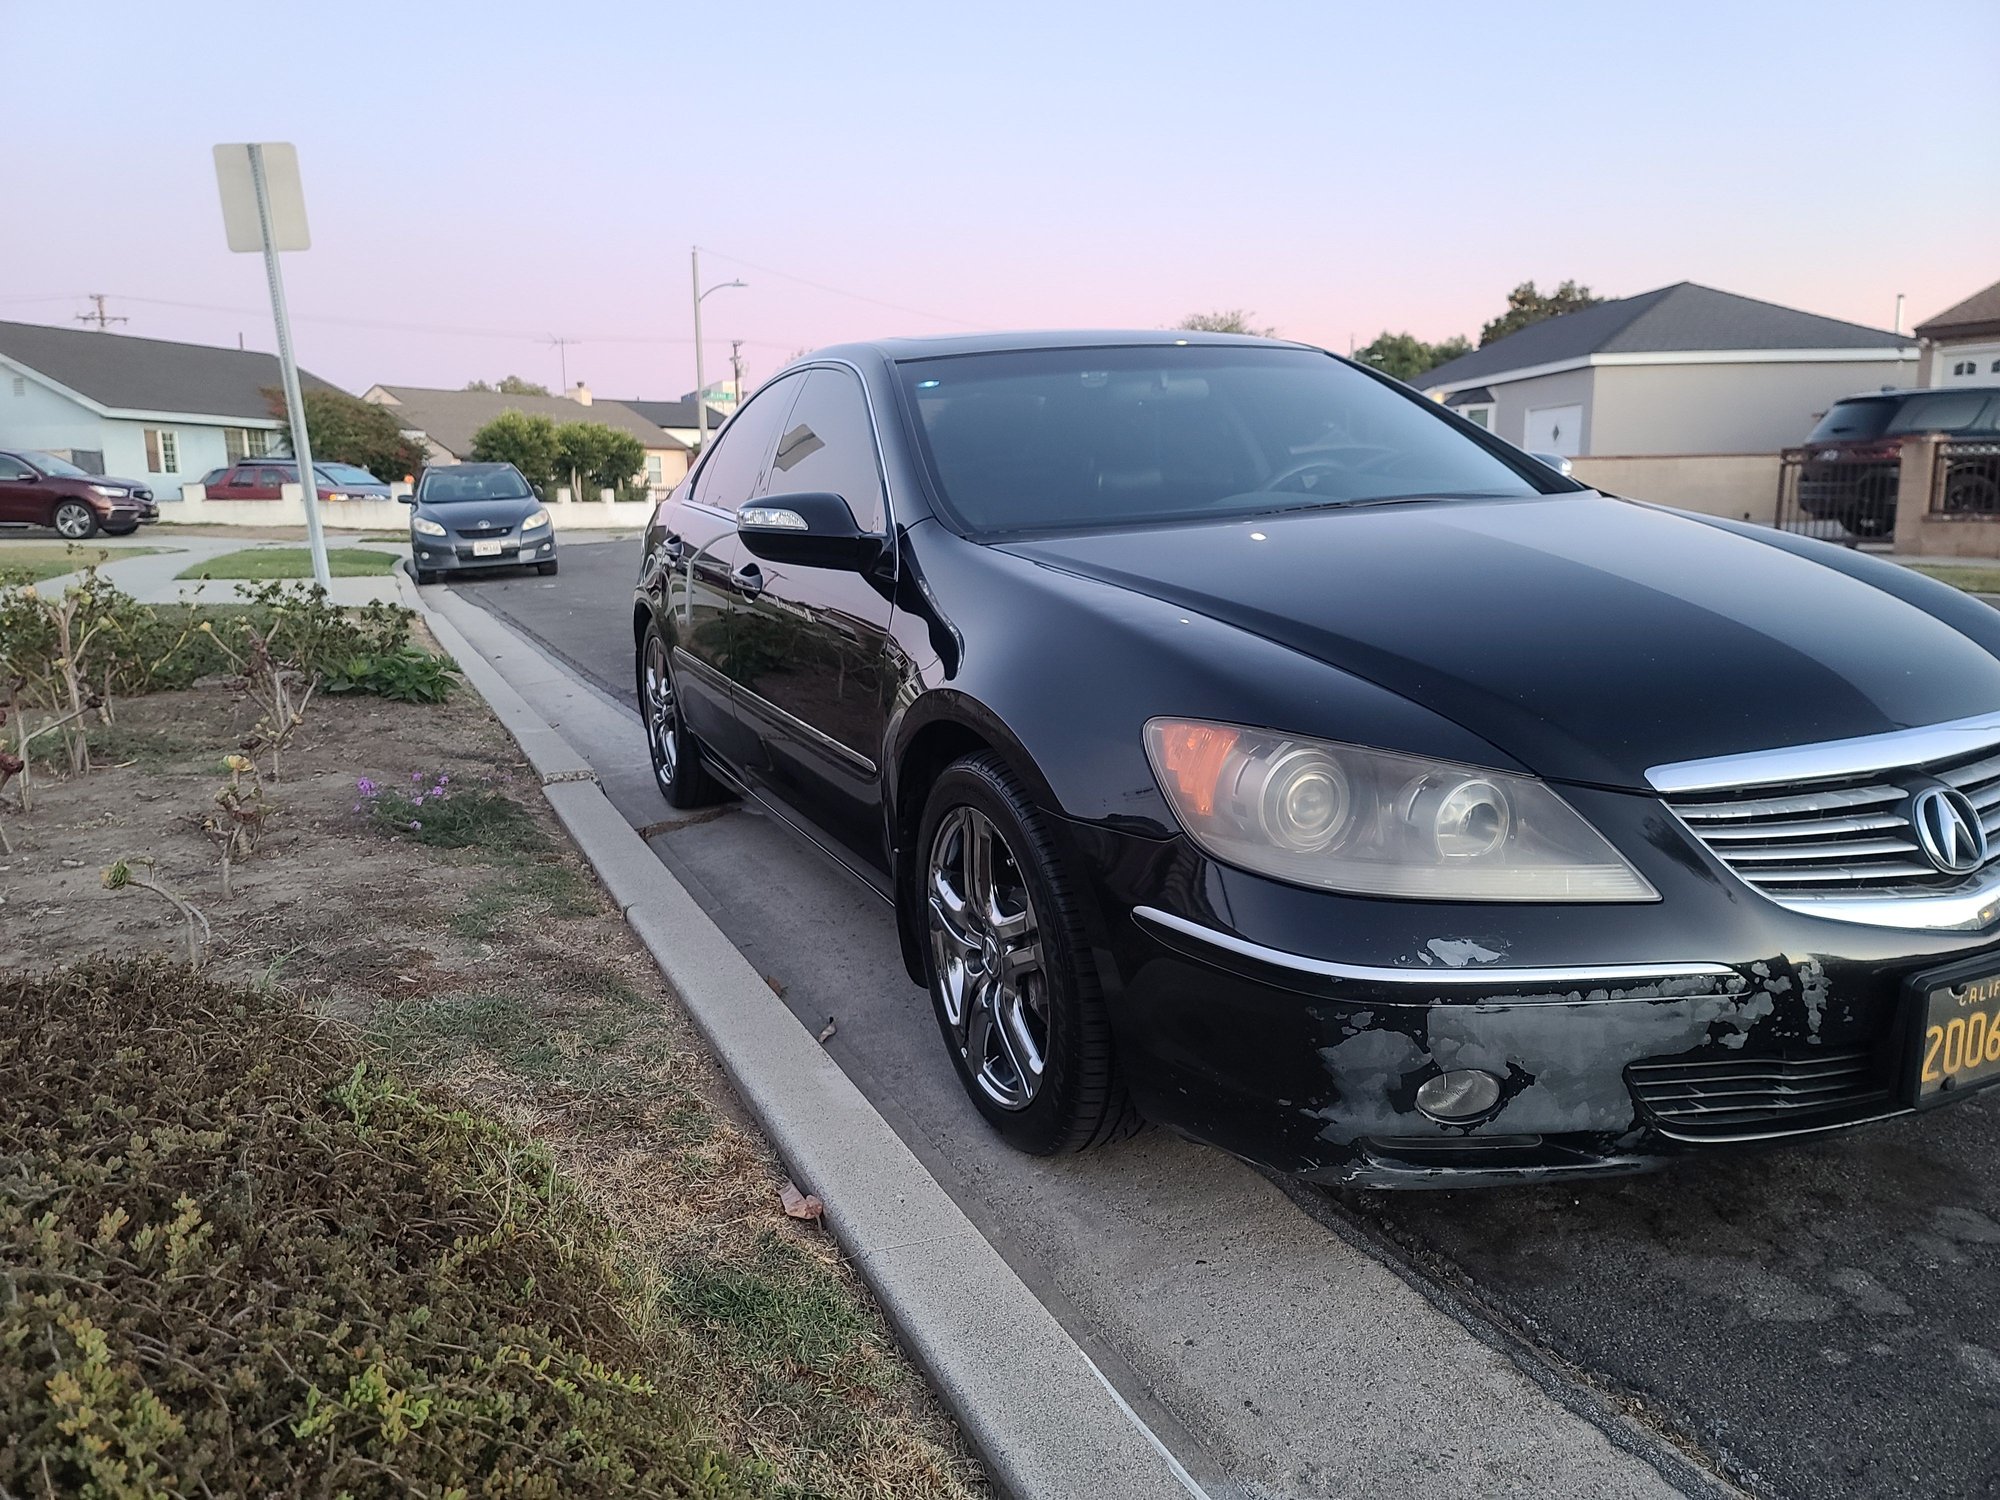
[0,449,158,537]
[1797,386,2000,536]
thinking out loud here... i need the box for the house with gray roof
[1916,278,2000,389]
[361,381,690,489]
[616,396,732,450]
[0,318,337,494]
[1417,283,1916,459]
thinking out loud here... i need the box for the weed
[357,770,546,852]
[325,644,461,703]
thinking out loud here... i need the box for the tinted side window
[1887,392,1988,435]
[691,373,806,514]
[767,368,886,531]
[0,454,32,480]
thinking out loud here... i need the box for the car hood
[415,497,539,524]
[90,475,153,495]
[999,494,2000,790]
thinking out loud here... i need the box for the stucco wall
[1588,358,1917,456]
[1481,367,1597,453]
[1571,453,1783,525]
[1,371,265,491]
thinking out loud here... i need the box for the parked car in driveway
[205,458,394,502]
[406,462,555,584]
[0,448,158,536]
[633,331,2000,1187]
[1797,385,2000,535]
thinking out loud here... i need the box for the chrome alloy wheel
[54,501,94,539]
[642,632,679,787]
[927,805,1049,1110]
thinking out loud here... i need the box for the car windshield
[1806,399,1895,442]
[898,345,1551,535]
[23,451,90,478]
[421,466,531,502]
[317,463,382,485]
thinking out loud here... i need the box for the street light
[690,247,747,454]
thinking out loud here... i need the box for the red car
[205,458,393,501]
[0,449,158,537]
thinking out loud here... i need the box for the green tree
[464,374,551,395]
[1177,309,1276,336]
[1478,280,1604,346]
[554,421,646,496]
[265,386,427,481]
[1353,331,1474,382]
[469,410,559,488]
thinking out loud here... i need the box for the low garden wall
[1570,453,1783,526]
[170,482,656,531]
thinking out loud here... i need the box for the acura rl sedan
[407,462,557,584]
[633,331,2000,1186]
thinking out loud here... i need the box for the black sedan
[406,462,557,584]
[633,331,2000,1186]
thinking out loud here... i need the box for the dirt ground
[0,674,984,1498]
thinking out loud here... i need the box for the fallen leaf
[779,1181,824,1222]
[816,1016,836,1044]
[765,974,787,997]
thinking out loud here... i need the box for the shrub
[0,960,753,1498]
[325,646,462,704]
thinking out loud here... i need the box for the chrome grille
[1626,1049,1889,1140]
[1667,747,2000,897]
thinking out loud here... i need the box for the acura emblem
[1911,785,1987,875]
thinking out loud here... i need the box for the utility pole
[729,340,745,407]
[75,294,127,332]
[547,335,577,390]
[689,248,746,453]
[1894,293,1906,336]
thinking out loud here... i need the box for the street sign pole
[691,247,709,455]
[247,145,329,588]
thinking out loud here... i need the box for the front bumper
[1063,800,2000,1188]
[412,530,555,571]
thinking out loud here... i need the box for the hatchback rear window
[1807,399,1894,442]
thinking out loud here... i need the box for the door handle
[732,561,764,598]
[657,530,685,563]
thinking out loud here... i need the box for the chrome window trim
[1647,709,2000,794]
[1132,906,1735,988]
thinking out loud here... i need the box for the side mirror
[533,484,545,501]
[737,492,881,570]
[1529,451,1574,478]
[400,491,419,504]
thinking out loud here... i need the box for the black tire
[52,499,98,539]
[637,616,725,808]
[415,568,439,586]
[538,559,559,576]
[916,751,1140,1155]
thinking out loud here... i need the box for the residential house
[1414,283,1917,524]
[361,382,689,490]
[1916,279,2000,387]
[0,319,333,495]
[617,396,733,453]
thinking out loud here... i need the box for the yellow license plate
[1915,969,2000,1104]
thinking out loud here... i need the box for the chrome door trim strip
[1647,709,2000,794]
[735,681,879,775]
[670,644,734,694]
[1132,906,1736,987]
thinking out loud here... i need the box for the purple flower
[412,771,423,784]
[409,819,422,831]
[355,777,377,796]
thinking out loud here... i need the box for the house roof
[0,318,338,421]
[1915,278,2000,341]
[1417,283,1910,391]
[618,397,733,431]
[367,386,687,455]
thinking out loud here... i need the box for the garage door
[1524,403,1584,457]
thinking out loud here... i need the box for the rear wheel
[52,500,97,539]
[638,617,724,807]
[918,751,1139,1154]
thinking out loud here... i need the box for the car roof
[803,329,1322,363]
[1833,385,2000,403]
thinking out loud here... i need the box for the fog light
[1416,1069,1503,1122]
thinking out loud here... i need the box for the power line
[74,294,127,331]
[695,244,983,329]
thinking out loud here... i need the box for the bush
[0,960,753,1499]
[325,646,462,704]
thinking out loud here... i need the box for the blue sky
[3,0,1994,396]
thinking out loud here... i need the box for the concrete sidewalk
[23,534,406,605]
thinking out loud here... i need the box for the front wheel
[537,559,559,576]
[917,752,1139,1154]
[52,500,97,539]
[637,617,724,808]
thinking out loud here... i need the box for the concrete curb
[394,567,1205,1500]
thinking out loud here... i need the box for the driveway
[434,535,2000,1500]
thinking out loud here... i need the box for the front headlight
[411,516,447,537]
[1144,718,1656,902]
[90,484,130,498]
[520,507,551,531]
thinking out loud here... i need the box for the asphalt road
[446,537,2000,1500]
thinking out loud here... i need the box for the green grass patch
[364,779,548,853]
[452,861,602,942]
[177,545,400,579]
[0,960,756,1498]
[1908,564,2000,595]
[0,542,167,583]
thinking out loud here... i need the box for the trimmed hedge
[0,961,752,1499]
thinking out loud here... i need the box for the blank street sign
[212,143,310,253]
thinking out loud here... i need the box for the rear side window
[692,372,805,514]
[1886,392,1992,436]
[1807,399,1894,442]
[766,368,886,532]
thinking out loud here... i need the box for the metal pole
[249,143,330,588]
[692,247,708,455]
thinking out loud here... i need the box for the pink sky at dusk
[4,0,1995,400]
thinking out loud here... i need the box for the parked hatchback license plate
[1914,966,2000,1105]
[471,539,504,557]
